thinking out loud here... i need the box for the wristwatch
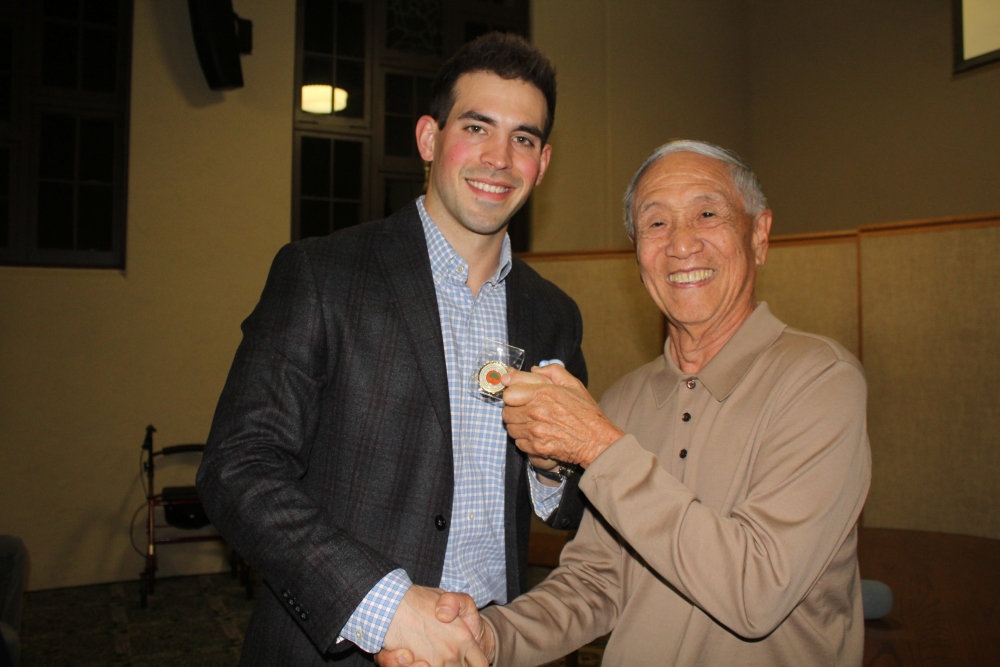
[530,461,572,482]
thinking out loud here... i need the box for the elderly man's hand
[501,365,624,468]
[375,591,494,667]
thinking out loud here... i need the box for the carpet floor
[19,567,604,667]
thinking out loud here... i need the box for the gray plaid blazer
[197,202,587,665]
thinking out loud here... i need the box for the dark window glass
[37,181,74,249]
[0,147,8,248]
[385,73,411,114]
[42,21,78,88]
[336,1,364,58]
[335,58,364,117]
[77,183,113,250]
[384,115,413,156]
[332,201,359,231]
[333,139,361,198]
[83,0,118,26]
[415,76,432,116]
[300,198,330,238]
[0,22,11,70]
[81,28,116,92]
[384,177,424,217]
[300,137,331,197]
[303,0,334,54]
[303,56,333,86]
[0,73,10,123]
[44,0,79,20]
[39,114,76,180]
[78,117,114,182]
[386,0,442,55]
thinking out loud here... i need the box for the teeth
[468,180,511,194]
[669,269,715,284]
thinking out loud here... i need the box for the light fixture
[301,85,348,114]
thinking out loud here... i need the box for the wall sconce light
[301,85,348,114]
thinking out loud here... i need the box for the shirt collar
[416,196,512,287]
[650,302,786,406]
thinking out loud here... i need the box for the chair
[137,425,253,607]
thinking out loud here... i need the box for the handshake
[373,364,624,667]
[376,585,493,667]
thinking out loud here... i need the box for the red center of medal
[487,370,501,385]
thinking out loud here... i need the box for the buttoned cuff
[337,568,412,653]
[527,461,565,520]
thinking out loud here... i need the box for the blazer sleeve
[197,243,399,653]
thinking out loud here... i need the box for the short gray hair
[623,140,767,238]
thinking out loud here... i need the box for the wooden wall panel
[861,222,1000,539]
[755,237,860,357]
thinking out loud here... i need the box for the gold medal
[477,361,508,395]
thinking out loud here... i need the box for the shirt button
[468,511,475,521]
[686,379,697,389]
[435,515,447,530]
[680,449,688,459]
[456,265,464,273]
[682,412,691,422]
[355,629,364,639]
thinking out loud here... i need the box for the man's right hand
[377,590,495,667]
[379,586,489,667]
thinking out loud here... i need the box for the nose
[666,221,703,260]
[481,136,512,171]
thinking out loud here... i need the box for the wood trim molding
[517,248,636,262]
[859,212,1000,237]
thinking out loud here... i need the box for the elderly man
[385,139,871,666]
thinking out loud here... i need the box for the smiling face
[631,151,772,342]
[416,72,551,242]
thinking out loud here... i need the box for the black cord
[128,502,147,558]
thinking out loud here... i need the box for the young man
[197,33,586,666]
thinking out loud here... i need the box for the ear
[416,115,438,162]
[751,209,773,267]
[533,143,553,186]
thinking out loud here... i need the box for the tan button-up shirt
[484,303,871,666]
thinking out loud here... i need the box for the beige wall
[531,0,750,252]
[748,0,1000,235]
[0,0,295,589]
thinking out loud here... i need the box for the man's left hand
[501,365,624,468]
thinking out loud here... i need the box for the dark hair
[428,32,557,143]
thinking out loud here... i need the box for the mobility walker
[137,424,253,607]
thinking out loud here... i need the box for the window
[0,0,132,268]
[293,0,532,251]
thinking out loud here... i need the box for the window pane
[77,183,113,250]
[303,56,333,86]
[386,0,442,55]
[37,181,74,249]
[300,199,330,238]
[415,76,432,116]
[336,1,364,58]
[83,0,118,26]
[0,22,11,70]
[333,139,361,199]
[44,0,79,20]
[384,177,424,217]
[384,115,414,157]
[79,117,114,182]
[303,0,333,54]
[42,21,78,88]
[335,58,364,118]
[385,74,411,115]
[0,146,8,248]
[39,114,76,180]
[300,137,331,197]
[332,201,359,231]
[81,28,116,92]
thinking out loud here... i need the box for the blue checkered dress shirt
[338,198,564,652]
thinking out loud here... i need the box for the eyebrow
[457,110,543,140]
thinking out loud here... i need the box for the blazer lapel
[374,204,452,444]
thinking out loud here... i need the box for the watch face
[477,361,508,395]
